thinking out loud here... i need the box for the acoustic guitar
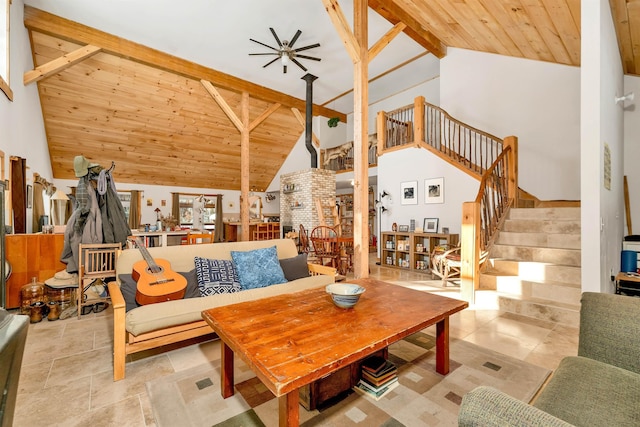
[131,237,187,305]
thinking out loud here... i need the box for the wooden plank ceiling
[24,6,345,191]
[23,2,640,191]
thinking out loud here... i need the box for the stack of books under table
[353,355,398,401]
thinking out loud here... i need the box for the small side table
[615,272,640,295]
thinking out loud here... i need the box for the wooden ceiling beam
[369,22,406,62]
[368,0,446,58]
[291,107,320,147]
[201,80,244,132]
[321,0,362,63]
[23,6,346,122]
[24,44,102,85]
[249,103,281,132]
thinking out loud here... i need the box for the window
[177,194,216,229]
[118,191,131,221]
[179,195,194,225]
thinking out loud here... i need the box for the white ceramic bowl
[326,283,366,308]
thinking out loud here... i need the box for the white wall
[0,0,51,232]
[440,48,581,201]
[581,0,625,293]
[623,74,640,234]
[377,147,477,234]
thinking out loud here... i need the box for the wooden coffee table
[201,278,468,426]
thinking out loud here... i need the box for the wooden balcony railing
[320,135,378,172]
[377,96,504,178]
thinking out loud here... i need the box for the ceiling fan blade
[249,53,279,56]
[294,43,320,53]
[250,38,279,51]
[289,30,302,48]
[263,57,280,68]
[291,57,308,72]
[269,27,283,47]
[295,54,321,62]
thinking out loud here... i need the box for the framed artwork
[442,227,450,235]
[398,224,409,232]
[400,181,418,205]
[424,217,439,233]
[425,177,444,204]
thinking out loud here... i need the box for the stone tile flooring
[12,261,579,426]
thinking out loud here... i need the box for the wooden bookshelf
[381,232,459,273]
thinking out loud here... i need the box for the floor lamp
[51,190,69,226]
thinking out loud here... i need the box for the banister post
[414,96,425,146]
[376,111,386,156]
[504,136,518,205]
[460,201,480,304]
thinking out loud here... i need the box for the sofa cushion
[119,269,200,312]
[231,245,287,290]
[193,257,242,296]
[279,253,309,281]
[125,274,334,336]
[533,356,640,426]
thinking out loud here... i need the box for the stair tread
[497,293,581,311]
[493,243,580,250]
[488,257,581,268]
[481,271,580,288]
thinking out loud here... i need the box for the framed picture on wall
[424,218,439,233]
[425,177,444,204]
[400,181,418,205]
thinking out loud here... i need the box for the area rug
[147,333,551,426]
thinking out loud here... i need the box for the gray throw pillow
[279,253,310,281]
[119,269,200,312]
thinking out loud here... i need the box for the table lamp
[51,189,69,226]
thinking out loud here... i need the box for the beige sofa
[107,238,335,381]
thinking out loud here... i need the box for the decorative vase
[392,222,398,232]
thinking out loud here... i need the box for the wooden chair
[186,231,214,245]
[431,245,488,286]
[77,243,122,319]
[310,226,340,268]
[253,223,270,241]
[298,224,311,254]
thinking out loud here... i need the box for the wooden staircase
[480,207,581,327]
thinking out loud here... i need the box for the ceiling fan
[249,28,321,74]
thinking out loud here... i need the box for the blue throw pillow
[231,246,287,290]
[194,257,242,296]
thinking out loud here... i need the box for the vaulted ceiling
[22,1,640,190]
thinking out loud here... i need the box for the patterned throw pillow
[231,245,287,290]
[193,257,242,296]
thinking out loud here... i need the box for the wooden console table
[5,233,66,308]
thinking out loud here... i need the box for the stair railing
[460,136,518,303]
[377,96,504,178]
[377,96,518,303]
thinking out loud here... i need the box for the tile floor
[12,262,579,427]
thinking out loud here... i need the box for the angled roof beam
[321,0,362,63]
[291,107,320,147]
[23,6,346,122]
[24,44,102,85]
[369,22,406,62]
[368,0,446,58]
